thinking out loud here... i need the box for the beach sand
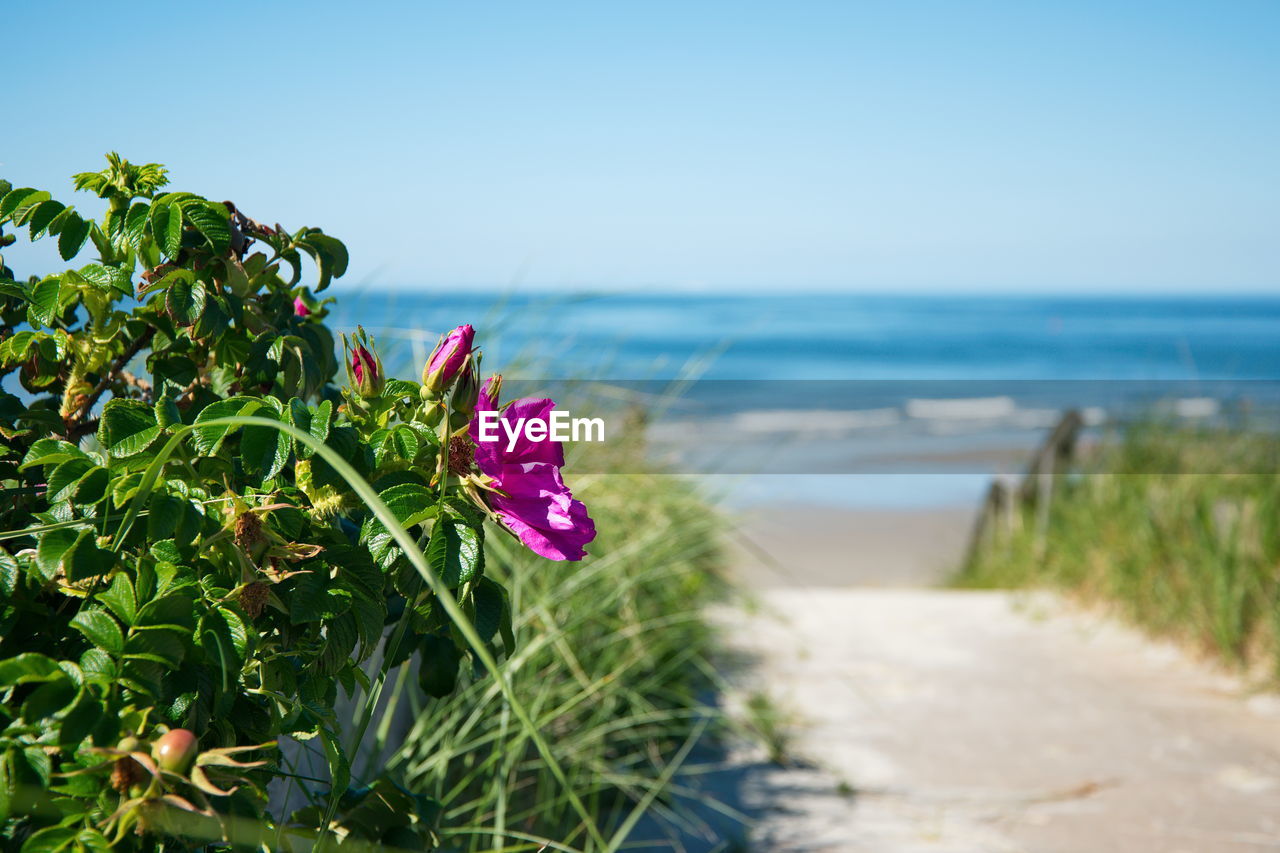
[691,501,1280,852]
[728,503,979,588]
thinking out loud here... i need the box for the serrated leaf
[0,187,47,222]
[241,408,290,480]
[0,188,50,223]
[111,425,162,458]
[75,263,132,297]
[191,396,265,455]
[47,457,94,503]
[180,200,230,252]
[155,390,182,428]
[36,528,86,580]
[98,398,158,456]
[73,466,110,505]
[123,201,150,250]
[0,550,17,597]
[20,676,75,722]
[70,609,124,654]
[20,438,87,470]
[25,200,65,240]
[150,200,183,258]
[166,275,206,326]
[67,537,113,582]
[99,572,137,625]
[124,629,184,667]
[360,483,437,566]
[0,653,63,686]
[26,276,61,327]
[427,512,484,588]
[56,212,90,260]
[136,593,195,632]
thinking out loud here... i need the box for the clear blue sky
[4,1,1278,293]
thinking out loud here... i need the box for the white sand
[702,508,1280,852]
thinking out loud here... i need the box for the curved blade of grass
[107,414,610,850]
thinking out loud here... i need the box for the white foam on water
[905,395,1017,420]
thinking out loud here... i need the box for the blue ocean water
[332,291,1280,507]
[333,291,1280,382]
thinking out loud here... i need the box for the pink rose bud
[293,297,310,317]
[422,324,475,392]
[351,344,384,397]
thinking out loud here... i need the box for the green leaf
[97,398,159,457]
[288,398,332,459]
[67,537,114,582]
[180,199,231,252]
[58,692,104,749]
[0,188,50,223]
[25,200,65,239]
[20,438,87,470]
[136,593,196,632]
[192,396,265,455]
[112,425,162,458]
[124,630,184,667]
[150,201,183,258]
[47,456,94,502]
[73,466,110,505]
[155,389,182,428]
[70,610,124,654]
[472,577,507,646]
[99,572,137,625]
[75,263,132,297]
[0,550,17,598]
[360,483,437,566]
[241,408,290,480]
[320,729,351,800]
[56,212,90,260]
[123,201,150,250]
[21,676,76,721]
[26,276,62,327]
[36,528,85,580]
[427,511,484,588]
[0,187,48,222]
[166,275,207,326]
[0,653,63,686]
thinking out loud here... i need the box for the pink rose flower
[469,376,596,561]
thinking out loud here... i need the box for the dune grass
[375,467,733,851]
[959,421,1280,677]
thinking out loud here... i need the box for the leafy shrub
[0,155,594,850]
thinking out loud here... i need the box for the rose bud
[422,324,475,392]
[345,329,385,398]
[452,358,480,416]
[293,296,311,317]
[153,728,198,775]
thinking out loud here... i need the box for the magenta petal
[495,498,596,561]
[467,382,595,562]
[499,398,566,466]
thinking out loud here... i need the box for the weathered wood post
[963,409,1085,569]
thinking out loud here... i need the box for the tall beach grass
[959,420,1280,678]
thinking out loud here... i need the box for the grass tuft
[959,421,1280,679]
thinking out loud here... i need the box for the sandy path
[707,508,1280,852]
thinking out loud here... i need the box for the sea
[331,291,1280,508]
